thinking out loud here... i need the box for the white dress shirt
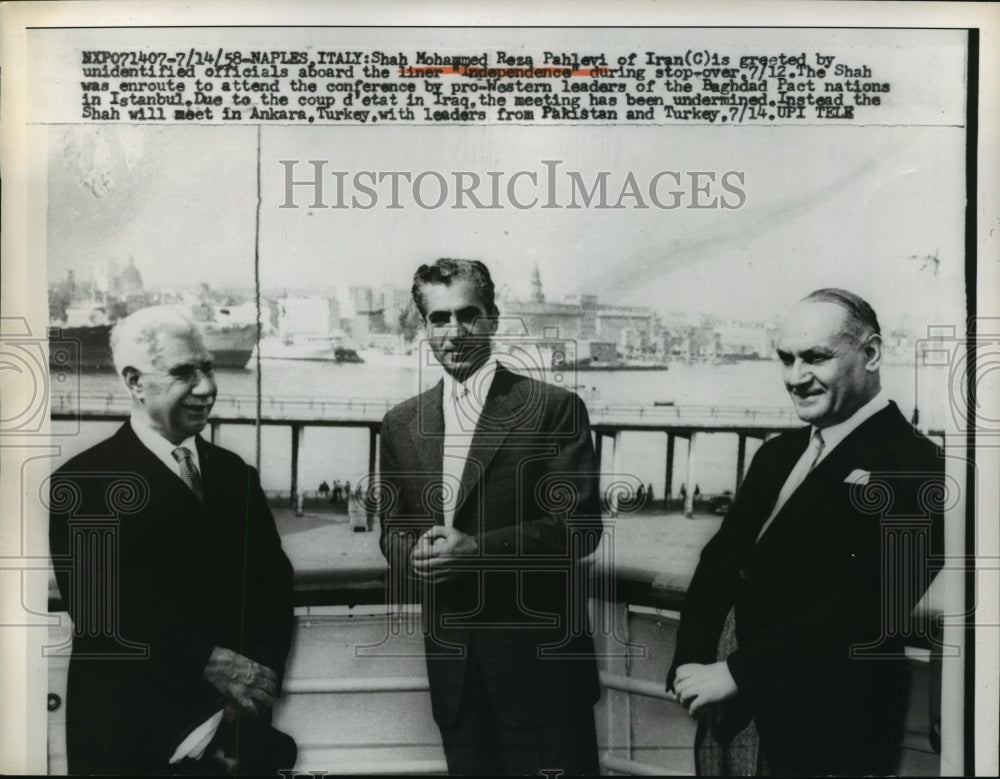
[129,416,201,481]
[757,391,889,541]
[441,357,498,527]
[809,391,889,469]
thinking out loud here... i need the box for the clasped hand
[410,525,478,583]
[668,661,738,715]
[203,646,278,719]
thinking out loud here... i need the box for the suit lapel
[754,404,903,551]
[194,435,219,509]
[453,365,524,525]
[741,428,811,541]
[408,382,445,525]
[409,380,445,473]
[406,367,526,527]
[116,422,205,513]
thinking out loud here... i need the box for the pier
[51,392,810,517]
[51,391,941,519]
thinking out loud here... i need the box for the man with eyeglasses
[49,305,296,775]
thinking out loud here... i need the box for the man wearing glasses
[49,305,296,775]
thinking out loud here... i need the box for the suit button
[738,568,751,581]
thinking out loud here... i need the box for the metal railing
[49,390,945,433]
[280,563,940,777]
[46,558,945,777]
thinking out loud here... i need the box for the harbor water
[49,359,950,497]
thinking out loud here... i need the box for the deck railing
[47,562,943,775]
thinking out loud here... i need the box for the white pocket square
[844,469,871,485]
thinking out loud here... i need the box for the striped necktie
[171,446,204,502]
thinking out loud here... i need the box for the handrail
[295,562,695,612]
[46,563,691,615]
[601,755,690,777]
[49,561,941,635]
[47,560,943,776]
[48,391,945,433]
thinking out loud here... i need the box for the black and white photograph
[1,2,997,776]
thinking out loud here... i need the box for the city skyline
[48,254,935,342]
[46,122,965,335]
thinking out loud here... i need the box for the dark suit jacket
[49,422,295,775]
[378,364,602,728]
[667,402,944,776]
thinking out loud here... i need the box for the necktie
[455,383,472,421]
[756,429,824,541]
[442,383,473,527]
[172,446,204,501]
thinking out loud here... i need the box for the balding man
[49,306,296,775]
[667,289,944,776]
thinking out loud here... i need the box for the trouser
[437,652,599,777]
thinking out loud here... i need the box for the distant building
[117,259,144,296]
[715,320,775,359]
[271,296,341,334]
[379,284,412,327]
[498,268,658,350]
[349,286,376,314]
[349,284,412,339]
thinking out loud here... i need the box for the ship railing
[287,563,946,776]
[47,561,945,776]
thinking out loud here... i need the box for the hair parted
[802,288,881,341]
[411,258,498,319]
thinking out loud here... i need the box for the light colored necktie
[442,383,473,527]
[756,429,824,541]
[171,446,204,501]
[453,383,472,427]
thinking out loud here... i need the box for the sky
[46,117,966,333]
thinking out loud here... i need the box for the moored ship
[49,303,256,372]
[49,265,257,372]
[254,333,366,363]
[549,339,670,371]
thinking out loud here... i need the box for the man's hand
[410,526,478,583]
[202,646,278,717]
[672,662,738,715]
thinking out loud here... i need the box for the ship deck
[46,507,947,775]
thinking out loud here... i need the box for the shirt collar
[444,356,498,407]
[813,390,889,459]
[130,415,201,471]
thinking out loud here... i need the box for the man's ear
[122,367,144,398]
[862,333,883,372]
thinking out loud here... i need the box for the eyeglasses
[145,361,215,384]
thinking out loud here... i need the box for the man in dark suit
[667,288,944,776]
[378,259,603,776]
[49,305,297,775]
